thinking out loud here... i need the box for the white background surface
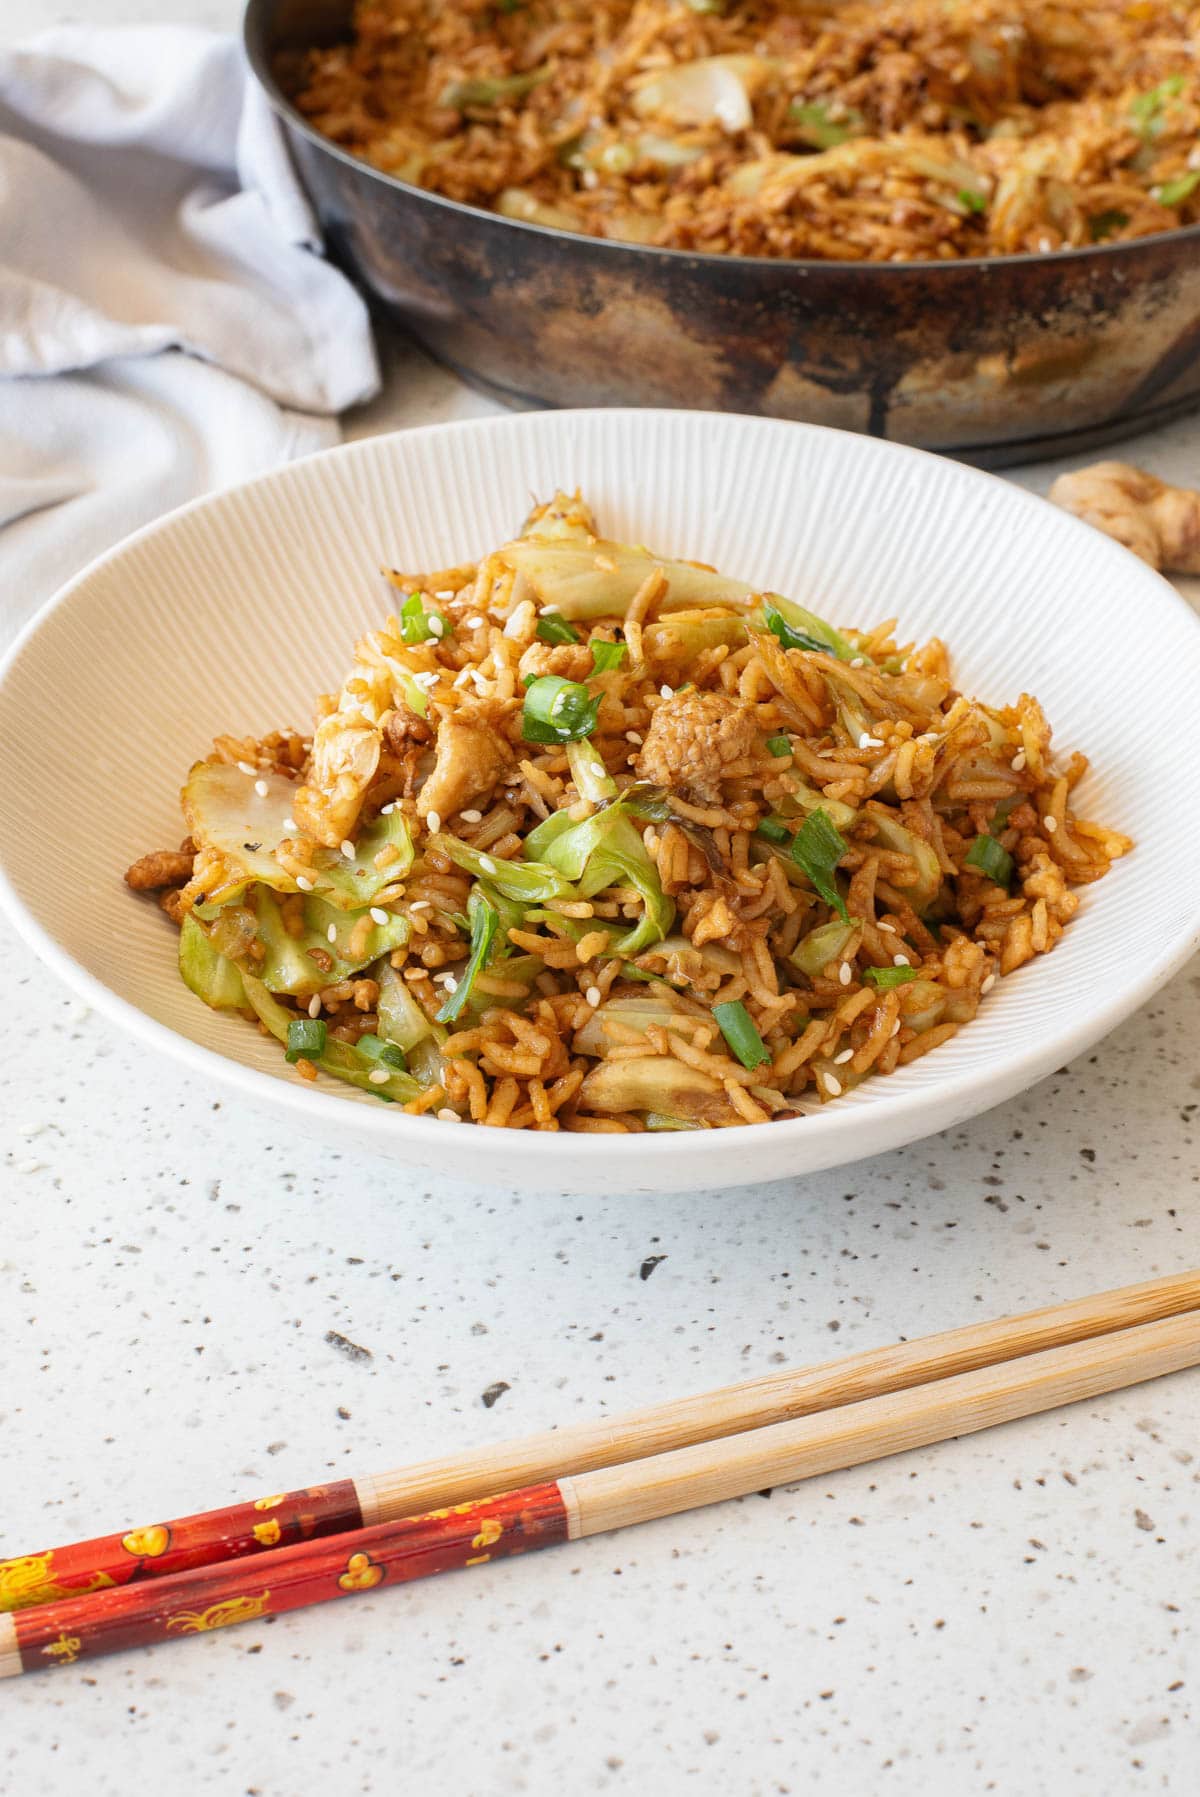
[3,4,1200,1794]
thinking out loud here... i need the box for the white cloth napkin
[0,25,380,643]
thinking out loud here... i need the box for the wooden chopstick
[3,1268,1199,1622]
[4,1306,1199,1678]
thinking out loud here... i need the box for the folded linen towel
[0,25,380,643]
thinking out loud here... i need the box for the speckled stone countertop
[4,6,1200,1788]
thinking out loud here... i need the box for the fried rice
[125,490,1131,1131]
[279,0,1200,261]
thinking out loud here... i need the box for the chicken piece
[292,712,382,847]
[418,711,513,824]
[124,848,195,890]
[1049,462,1200,573]
[636,689,757,803]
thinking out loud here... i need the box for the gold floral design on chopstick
[251,1519,282,1547]
[471,1519,503,1550]
[165,1592,271,1633]
[253,1494,286,1511]
[337,1552,384,1592]
[0,1553,115,1612]
[121,1525,170,1558]
[41,1632,83,1666]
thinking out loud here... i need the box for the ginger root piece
[1049,462,1200,574]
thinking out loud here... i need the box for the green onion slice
[755,816,791,845]
[788,100,864,149]
[863,965,918,989]
[1157,170,1200,207]
[1130,73,1184,140]
[522,674,602,744]
[285,1017,327,1063]
[589,637,627,674]
[766,735,791,757]
[437,888,499,1024]
[713,1000,771,1071]
[791,808,850,923]
[399,592,449,646]
[535,612,582,645]
[963,833,1014,888]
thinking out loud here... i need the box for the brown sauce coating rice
[127,489,1131,1130]
[279,0,1200,261]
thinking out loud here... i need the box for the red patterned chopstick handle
[4,1484,569,1675]
[0,1480,363,1615]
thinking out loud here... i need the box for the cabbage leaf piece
[241,972,421,1103]
[524,802,675,955]
[251,888,409,997]
[185,763,414,911]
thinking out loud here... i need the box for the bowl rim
[3,408,1200,1170]
[242,0,1200,281]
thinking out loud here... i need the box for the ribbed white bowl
[2,411,1198,1194]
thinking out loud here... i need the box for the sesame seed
[479,854,498,874]
[425,811,442,834]
[282,818,298,834]
[380,802,395,815]
[838,962,852,986]
[442,975,458,994]
[625,731,643,745]
[437,1107,459,1122]
[822,1073,843,1097]
[1044,815,1058,834]
[465,615,484,629]
[833,1047,854,1065]
[413,671,439,689]
[17,1158,46,1174]
[254,779,270,798]
[542,603,560,614]
[877,920,896,934]
[1010,750,1026,771]
[368,1068,391,1085]
[237,760,256,776]
[410,900,430,911]
[586,985,602,1007]
[428,615,444,638]
[981,973,996,994]
[660,684,673,700]
[453,668,472,687]
[340,839,356,860]
[296,875,314,892]
[849,657,866,668]
[460,808,483,823]
[858,733,883,750]
[893,953,910,967]
[17,1120,45,1138]
[890,1018,902,1037]
[327,923,338,944]
[370,906,389,926]
[307,994,322,1018]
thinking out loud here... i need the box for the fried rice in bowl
[0,411,1197,1193]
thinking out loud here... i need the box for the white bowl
[2,410,1198,1194]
